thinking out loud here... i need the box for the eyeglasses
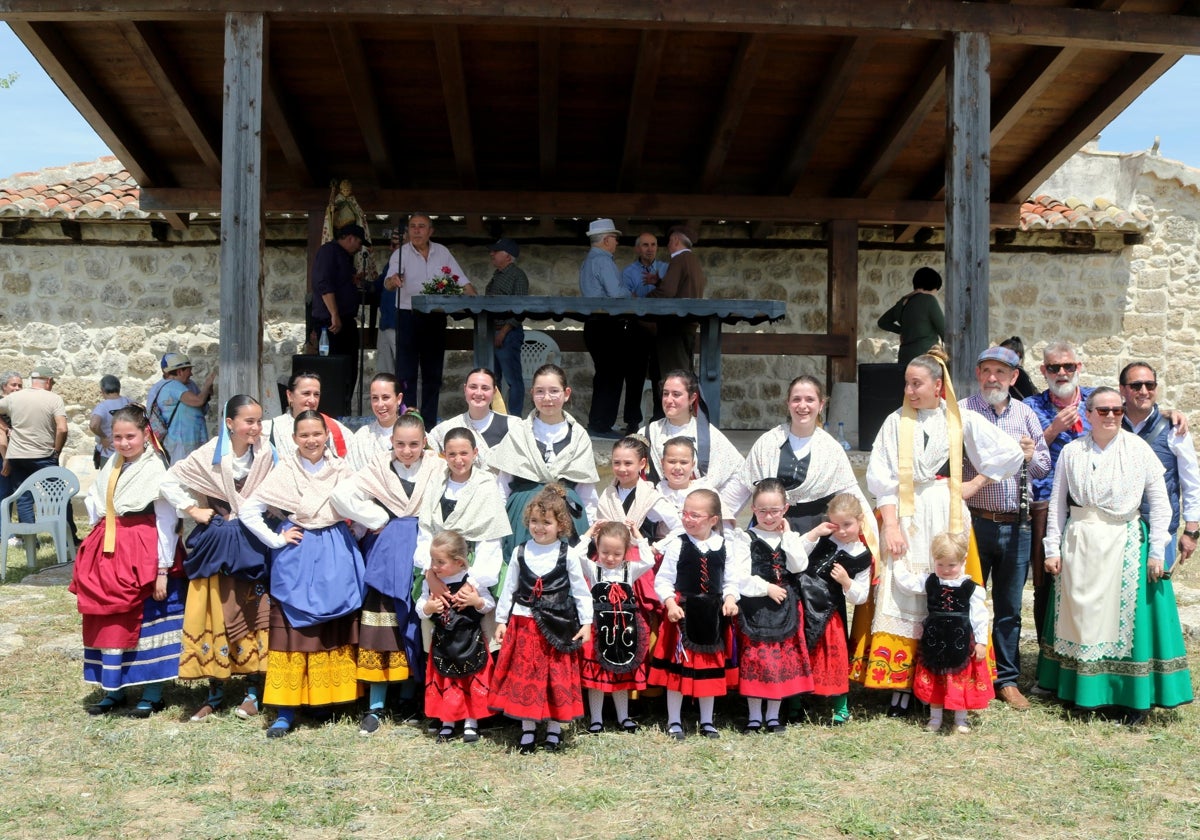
[532,388,564,400]
[1125,380,1157,392]
[680,510,714,521]
[1045,363,1078,374]
[1092,406,1124,417]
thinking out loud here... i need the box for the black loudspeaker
[292,354,353,418]
[858,363,905,451]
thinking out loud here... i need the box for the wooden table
[411,296,787,424]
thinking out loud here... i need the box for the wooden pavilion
[4,1,1200,399]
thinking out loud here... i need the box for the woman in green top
[877,267,945,366]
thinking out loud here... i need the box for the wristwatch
[1183,529,1200,540]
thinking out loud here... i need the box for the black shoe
[359,712,382,736]
[266,718,292,739]
[666,721,686,741]
[741,720,763,735]
[587,721,605,735]
[129,699,165,719]
[87,693,127,716]
[462,726,480,744]
[765,719,785,734]
[619,718,639,734]
[699,722,720,739]
[517,732,537,754]
[541,732,563,752]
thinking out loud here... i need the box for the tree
[0,72,18,89]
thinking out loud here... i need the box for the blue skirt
[359,517,423,672]
[270,522,366,629]
[183,514,272,581]
[82,577,186,690]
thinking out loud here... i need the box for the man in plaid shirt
[960,345,1050,710]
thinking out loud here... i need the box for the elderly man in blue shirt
[579,218,630,438]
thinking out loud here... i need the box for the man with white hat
[578,218,630,438]
[959,345,1050,710]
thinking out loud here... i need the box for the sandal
[517,732,537,755]
[741,720,763,735]
[235,697,260,720]
[87,692,127,716]
[619,718,639,734]
[189,696,223,722]
[541,732,563,752]
[765,719,785,734]
[698,722,720,739]
[666,721,686,741]
[587,721,605,735]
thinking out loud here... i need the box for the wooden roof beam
[696,33,767,193]
[329,22,396,184]
[998,50,1180,202]
[8,20,187,230]
[617,29,667,191]
[782,36,875,195]
[849,39,950,199]
[140,186,1022,227]
[119,21,222,184]
[538,28,559,187]
[264,60,318,188]
[434,24,478,190]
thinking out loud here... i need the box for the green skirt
[1036,524,1193,711]
[497,478,589,595]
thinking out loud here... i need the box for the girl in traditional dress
[489,484,593,754]
[241,410,367,738]
[579,520,655,733]
[427,368,512,471]
[849,349,1021,716]
[162,395,275,722]
[797,493,872,726]
[332,412,442,736]
[733,478,814,734]
[896,531,992,733]
[655,436,730,536]
[349,373,404,470]
[487,364,599,556]
[71,405,184,718]
[418,530,494,744]
[648,488,742,740]
[1038,386,1193,724]
[639,369,743,495]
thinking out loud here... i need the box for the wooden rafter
[998,51,1180,202]
[848,40,950,199]
[328,22,395,184]
[433,24,478,190]
[538,28,559,187]
[696,34,767,193]
[617,29,667,191]
[119,21,222,183]
[140,186,1021,227]
[263,59,317,188]
[782,36,875,195]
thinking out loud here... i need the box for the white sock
[546,720,562,735]
[698,696,715,725]
[666,690,684,725]
[588,688,605,724]
[522,719,537,733]
[899,691,911,709]
[746,697,763,723]
[954,709,968,726]
[612,690,630,722]
[928,705,943,727]
[765,699,782,722]
[464,718,478,730]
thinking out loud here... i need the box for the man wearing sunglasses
[1119,362,1200,577]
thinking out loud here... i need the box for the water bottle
[838,421,851,451]
[318,328,330,357]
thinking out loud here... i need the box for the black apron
[514,542,583,653]
[917,577,977,675]
[797,536,873,650]
[675,537,726,653]
[592,570,646,674]
[737,533,800,643]
[430,580,489,678]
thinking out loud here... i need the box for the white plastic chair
[1,466,80,580]
[520,330,560,372]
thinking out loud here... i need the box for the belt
[969,506,1019,524]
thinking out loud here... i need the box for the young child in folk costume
[579,521,655,733]
[71,406,185,718]
[162,395,276,722]
[797,493,873,726]
[896,531,993,733]
[649,488,742,740]
[241,410,367,738]
[418,530,495,744]
[654,436,729,541]
[332,412,442,736]
[489,484,593,754]
[487,364,599,557]
[733,478,814,734]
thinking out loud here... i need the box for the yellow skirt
[264,647,362,707]
[179,576,269,680]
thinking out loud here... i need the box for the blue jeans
[6,455,60,524]
[493,326,525,417]
[972,516,1030,689]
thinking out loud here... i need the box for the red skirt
[737,635,813,701]
[647,615,738,698]
[580,612,649,693]
[425,651,493,723]
[809,612,851,697]
[488,615,584,722]
[913,657,996,710]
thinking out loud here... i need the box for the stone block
[2,271,31,295]
[1136,267,1170,290]
[173,286,204,308]
[20,322,60,350]
[1134,289,1168,313]
[83,256,110,280]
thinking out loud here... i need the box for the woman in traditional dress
[427,368,512,471]
[348,373,404,470]
[162,395,275,722]
[639,368,742,494]
[71,405,185,717]
[849,349,1022,715]
[262,371,352,463]
[332,412,444,736]
[1037,386,1193,723]
[240,410,366,738]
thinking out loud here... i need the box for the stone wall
[2,151,1199,459]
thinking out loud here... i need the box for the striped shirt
[960,393,1051,513]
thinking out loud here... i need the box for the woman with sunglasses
[1036,386,1193,724]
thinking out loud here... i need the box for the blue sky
[2,24,1199,179]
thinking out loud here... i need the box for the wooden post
[826,219,858,386]
[219,12,266,402]
[944,32,990,395]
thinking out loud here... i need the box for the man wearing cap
[149,354,215,466]
[312,223,368,414]
[385,212,476,422]
[485,238,530,415]
[0,368,68,526]
[649,224,707,376]
[579,218,630,438]
[960,346,1050,709]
